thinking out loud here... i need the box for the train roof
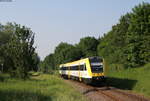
[59,56,102,67]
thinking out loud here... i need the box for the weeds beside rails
[0,73,86,101]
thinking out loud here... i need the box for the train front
[89,57,105,82]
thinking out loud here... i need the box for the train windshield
[91,63,103,73]
[89,57,103,73]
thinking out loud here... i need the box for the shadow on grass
[106,77,138,90]
[0,90,52,101]
[91,77,137,90]
[0,73,43,82]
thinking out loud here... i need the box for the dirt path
[65,80,150,101]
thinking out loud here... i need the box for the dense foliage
[77,37,99,57]
[0,23,39,79]
[41,2,150,72]
[98,2,150,68]
[39,54,55,73]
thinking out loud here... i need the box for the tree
[31,52,40,71]
[40,53,55,73]
[97,2,150,69]
[5,24,36,79]
[54,42,82,69]
[126,2,150,67]
[77,36,98,57]
[0,23,13,72]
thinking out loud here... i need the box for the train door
[68,66,70,79]
[78,64,82,81]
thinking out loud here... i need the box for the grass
[0,73,86,101]
[107,63,150,97]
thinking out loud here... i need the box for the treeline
[40,37,99,73]
[98,2,150,69]
[41,2,150,72]
[0,23,40,79]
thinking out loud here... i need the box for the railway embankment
[65,79,150,101]
[107,63,150,97]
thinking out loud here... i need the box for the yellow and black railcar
[59,57,105,84]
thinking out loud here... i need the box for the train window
[89,57,103,63]
[70,66,79,70]
[91,65,103,73]
[61,67,63,70]
[65,67,69,70]
[80,65,86,71]
[80,65,83,70]
[89,57,103,73]
[61,67,69,70]
[70,66,73,70]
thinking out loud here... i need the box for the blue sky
[0,0,149,60]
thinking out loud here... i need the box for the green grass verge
[0,74,86,101]
[107,63,150,97]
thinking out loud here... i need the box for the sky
[0,0,149,60]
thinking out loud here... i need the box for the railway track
[65,80,150,101]
[94,86,149,101]
[111,88,150,101]
[82,83,123,101]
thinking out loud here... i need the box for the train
[59,56,105,84]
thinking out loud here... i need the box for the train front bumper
[92,73,105,81]
[92,72,104,76]
[92,76,105,81]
